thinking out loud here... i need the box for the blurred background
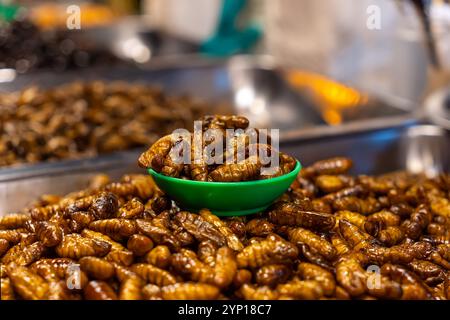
[0,0,449,211]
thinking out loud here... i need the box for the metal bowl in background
[425,85,450,130]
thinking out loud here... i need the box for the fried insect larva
[0,230,22,244]
[322,185,367,204]
[381,264,430,300]
[145,245,171,269]
[335,253,368,297]
[287,227,336,260]
[130,263,177,286]
[338,220,373,251]
[239,284,279,300]
[236,235,298,269]
[407,260,444,280]
[69,211,95,233]
[297,263,336,296]
[56,234,111,259]
[197,240,218,268]
[402,204,433,240]
[0,213,30,230]
[4,241,46,266]
[136,219,181,251]
[79,257,115,280]
[142,283,162,300]
[202,115,250,130]
[209,156,261,182]
[245,218,274,237]
[331,234,351,257]
[378,226,405,247]
[118,198,144,219]
[161,282,220,300]
[367,210,401,227]
[89,192,119,220]
[255,264,291,288]
[362,241,433,265]
[88,219,136,239]
[334,210,366,230]
[199,209,244,251]
[1,277,15,300]
[160,146,185,178]
[35,221,63,247]
[333,196,380,215]
[84,280,118,300]
[300,157,353,178]
[30,204,63,221]
[7,264,49,300]
[174,212,226,246]
[276,278,324,300]
[119,276,144,300]
[213,247,237,288]
[127,234,153,257]
[232,269,253,289]
[315,175,352,193]
[171,249,214,283]
[138,135,173,169]
[81,229,134,266]
[268,202,335,232]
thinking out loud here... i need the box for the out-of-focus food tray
[0,55,421,213]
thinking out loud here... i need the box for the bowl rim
[148,160,301,187]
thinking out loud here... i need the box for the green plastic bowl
[148,161,301,216]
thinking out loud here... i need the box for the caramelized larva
[118,198,144,219]
[277,279,324,300]
[4,241,46,266]
[209,156,261,182]
[130,263,177,286]
[335,253,368,297]
[245,218,274,237]
[297,263,336,296]
[84,280,118,300]
[255,264,291,288]
[0,230,22,244]
[199,209,243,251]
[145,245,171,269]
[89,192,119,220]
[213,247,238,289]
[79,257,115,280]
[119,276,144,300]
[0,213,30,230]
[268,202,335,232]
[88,219,136,239]
[300,157,353,178]
[287,227,336,260]
[7,264,49,300]
[127,234,154,256]
[56,234,111,259]
[171,250,214,284]
[35,221,63,247]
[236,235,298,269]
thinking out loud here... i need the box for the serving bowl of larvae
[0,156,449,300]
[138,115,301,216]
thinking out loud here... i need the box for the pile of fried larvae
[138,115,297,181]
[1,159,449,300]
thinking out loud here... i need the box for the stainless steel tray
[0,55,422,213]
